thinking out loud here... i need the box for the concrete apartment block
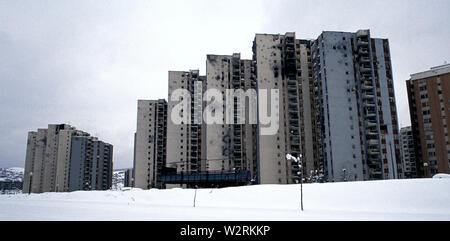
[42,124,74,192]
[134,99,167,189]
[167,70,206,175]
[23,124,113,193]
[253,33,298,184]
[205,54,257,176]
[312,30,402,182]
[407,64,450,177]
[252,34,324,184]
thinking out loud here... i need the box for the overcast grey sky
[0,0,449,169]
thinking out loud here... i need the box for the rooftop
[410,63,450,81]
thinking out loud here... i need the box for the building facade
[55,129,90,192]
[134,99,167,189]
[406,64,450,177]
[68,136,113,191]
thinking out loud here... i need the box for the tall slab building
[312,30,402,181]
[134,99,167,189]
[166,70,206,176]
[252,33,330,184]
[205,54,258,178]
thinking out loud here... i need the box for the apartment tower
[134,99,167,189]
[252,33,307,184]
[406,64,450,177]
[205,54,258,179]
[312,29,402,181]
[166,70,206,176]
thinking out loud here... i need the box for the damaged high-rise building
[252,30,402,183]
[204,53,258,180]
[166,70,206,177]
[252,33,312,184]
[311,30,402,181]
[164,63,258,187]
[136,29,402,188]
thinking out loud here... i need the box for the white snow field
[0,178,449,221]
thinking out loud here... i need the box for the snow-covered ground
[0,178,449,221]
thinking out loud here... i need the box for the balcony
[367,139,379,146]
[358,48,369,55]
[365,121,377,127]
[363,100,376,107]
[367,149,380,155]
[359,56,370,62]
[362,93,375,99]
[360,66,371,73]
[361,84,373,90]
[357,39,369,46]
[365,111,376,117]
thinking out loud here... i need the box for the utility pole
[299,154,304,212]
[286,154,304,211]
[193,185,199,207]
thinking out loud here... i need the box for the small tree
[306,169,325,183]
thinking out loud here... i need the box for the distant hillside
[0,167,24,182]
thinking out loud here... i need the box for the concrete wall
[55,130,73,192]
[69,136,85,191]
[22,131,37,193]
